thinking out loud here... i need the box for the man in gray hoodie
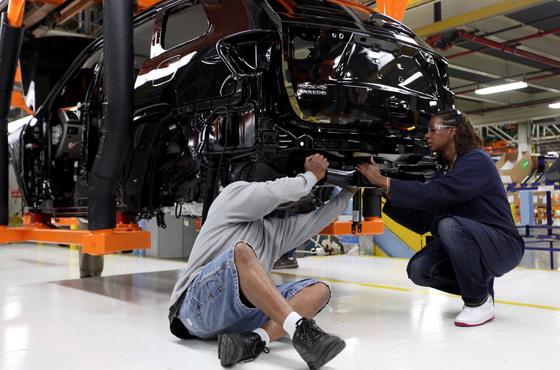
[169,154,354,369]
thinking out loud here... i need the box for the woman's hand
[356,157,387,190]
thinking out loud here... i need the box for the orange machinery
[0,0,149,255]
[320,188,384,236]
[1,212,150,255]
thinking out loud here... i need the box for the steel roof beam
[412,0,548,37]
[23,3,57,27]
[459,30,560,69]
[447,26,560,60]
[56,0,97,25]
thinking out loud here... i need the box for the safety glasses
[427,124,455,133]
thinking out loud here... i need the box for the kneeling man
[169,154,354,369]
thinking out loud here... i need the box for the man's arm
[274,188,355,251]
[208,154,329,223]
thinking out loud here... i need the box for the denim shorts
[178,244,322,339]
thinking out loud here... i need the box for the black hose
[87,0,134,230]
[0,13,24,226]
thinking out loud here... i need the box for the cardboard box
[499,152,538,184]
[495,151,518,171]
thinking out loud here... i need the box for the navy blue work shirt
[384,149,525,277]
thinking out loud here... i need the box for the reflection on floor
[1,244,560,370]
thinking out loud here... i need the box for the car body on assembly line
[8,0,454,222]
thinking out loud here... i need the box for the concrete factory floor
[1,244,559,370]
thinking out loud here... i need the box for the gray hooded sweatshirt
[168,171,354,319]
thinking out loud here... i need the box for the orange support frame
[320,217,384,236]
[1,214,150,255]
[0,226,150,255]
[52,217,80,227]
[193,216,384,236]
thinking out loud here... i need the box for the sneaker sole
[307,339,346,370]
[218,333,235,367]
[273,264,299,269]
[454,316,495,327]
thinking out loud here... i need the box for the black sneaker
[217,332,269,367]
[273,254,299,269]
[292,318,346,369]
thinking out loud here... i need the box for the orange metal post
[137,0,163,10]
[14,65,21,83]
[376,0,408,22]
[7,0,25,27]
[10,91,32,114]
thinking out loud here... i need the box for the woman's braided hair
[435,110,483,156]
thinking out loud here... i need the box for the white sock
[282,312,302,339]
[252,328,270,345]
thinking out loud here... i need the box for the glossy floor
[1,244,559,370]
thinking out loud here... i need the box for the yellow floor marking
[272,271,560,312]
[301,253,560,270]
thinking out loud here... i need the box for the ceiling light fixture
[474,81,528,95]
[549,101,560,109]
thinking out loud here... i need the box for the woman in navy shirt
[357,110,524,327]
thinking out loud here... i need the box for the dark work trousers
[406,217,495,306]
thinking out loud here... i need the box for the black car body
[8,0,454,220]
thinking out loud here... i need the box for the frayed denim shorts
[178,245,323,339]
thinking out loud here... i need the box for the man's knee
[304,282,331,311]
[234,242,257,267]
[314,282,331,306]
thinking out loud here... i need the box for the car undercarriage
[6,0,454,226]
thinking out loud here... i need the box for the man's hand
[304,154,329,182]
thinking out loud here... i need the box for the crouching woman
[357,110,524,327]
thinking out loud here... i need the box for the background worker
[169,154,354,368]
[356,110,525,327]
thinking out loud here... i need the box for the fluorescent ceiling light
[549,102,560,109]
[475,81,528,95]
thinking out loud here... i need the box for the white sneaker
[454,295,495,327]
